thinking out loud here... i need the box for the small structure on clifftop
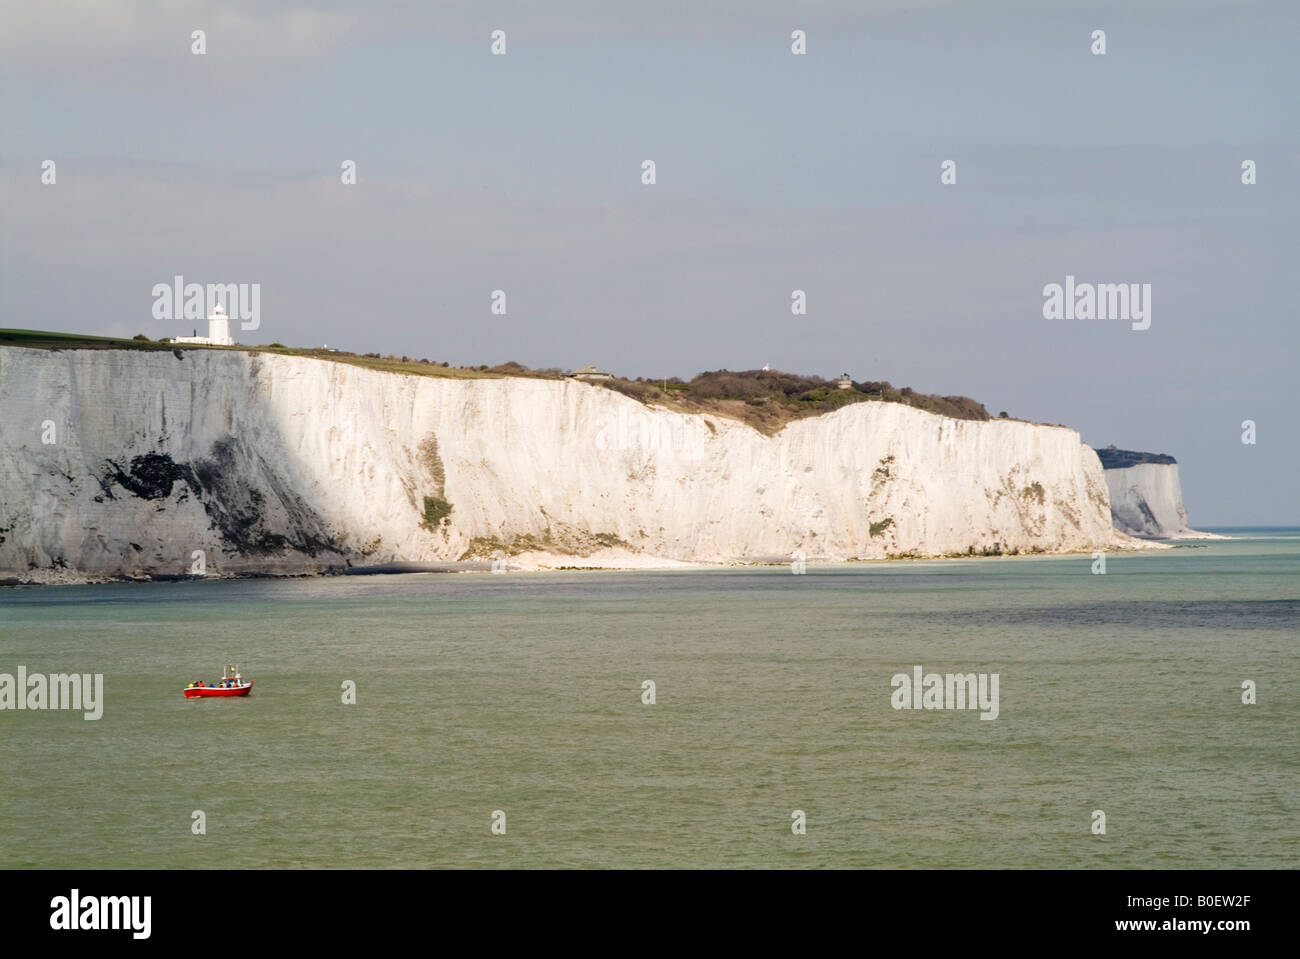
[567,364,614,381]
[168,305,235,346]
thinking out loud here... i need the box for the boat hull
[184,681,253,698]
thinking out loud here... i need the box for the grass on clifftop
[598,369,992,434]
[1,328,186,351]
[0,328,500,379]
[2,329,1007,432]
[1094,446,1178,468]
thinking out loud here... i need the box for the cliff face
[1092,446,1208,539]
[1101,462,1201,539]
[0,348,1131,580]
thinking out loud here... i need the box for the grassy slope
[1094,447,1178,468]
[0,328,182,350]
[0,328,499,379]
[0,329,1042,434]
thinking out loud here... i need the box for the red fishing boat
[184,664,253,698]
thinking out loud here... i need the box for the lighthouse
[168,304,235,346]
[207,304,233,345]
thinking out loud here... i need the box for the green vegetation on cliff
[1093,446,1177,469]
[2,330,996,434]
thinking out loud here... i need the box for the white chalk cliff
[1102,462,1207,539]
[0,348,1138,581]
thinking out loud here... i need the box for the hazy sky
[2,0,1296,524]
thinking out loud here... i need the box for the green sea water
[2,529,1296,869]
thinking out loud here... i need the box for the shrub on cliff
[422,496,453,528]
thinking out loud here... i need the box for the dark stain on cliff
[99,442,344,559]
[103,453,196,501]
[1136,499,1159,528]
[189,437,343,557]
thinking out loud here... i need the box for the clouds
[0,0,356,84]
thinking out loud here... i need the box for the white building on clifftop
[168,305,235,346]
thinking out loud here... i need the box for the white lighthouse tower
[169,304,235,346]
[207,304,233,345]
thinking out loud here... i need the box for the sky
[1,0,1296,525]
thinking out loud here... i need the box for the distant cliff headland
[1,330,1152,583]
[1092,446,1214,540]
[1094,447,1177,469]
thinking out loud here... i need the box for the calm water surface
[2,529,1296,868]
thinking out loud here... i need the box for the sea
[2,528,1296,869]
